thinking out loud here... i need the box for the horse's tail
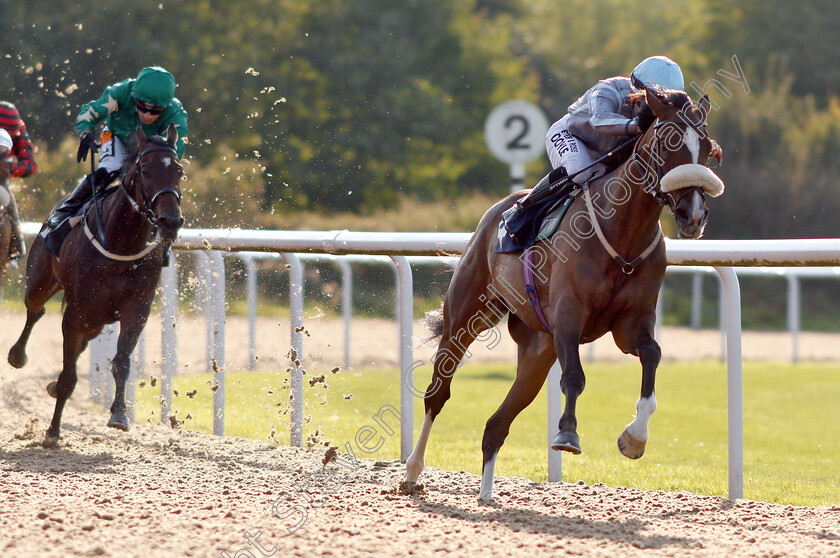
[421,307,445,342]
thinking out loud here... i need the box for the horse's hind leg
[402,291,504,491]
[479,316,555,502]
[44,311,87,446]
[9,239,60,368]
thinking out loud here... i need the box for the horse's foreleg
[44,314,86,446]
[480,317,554,502]
[618,337,661,459]
[551,334,586,454]
[8,306,46,368]
[108,321,145,431]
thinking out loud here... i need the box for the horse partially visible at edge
[402,88,725,501]
[8,125,184,446]
[0,157,13,295]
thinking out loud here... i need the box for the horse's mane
[607,88,696,172]
[119,134,171,178]
[628,88,694,133]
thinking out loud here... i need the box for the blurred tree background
[3,0,840,327]
[4,0,838,235]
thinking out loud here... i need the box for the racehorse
[0,158,13,295]
[402,88,725,502]
[8,125,184,446]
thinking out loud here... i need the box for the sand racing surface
[2,311,840,557]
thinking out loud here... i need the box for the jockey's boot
[42,168,117,256]
[504,167,573,221]
[45,173,96,231]
[45,168,117,230]
[7,192,25,262]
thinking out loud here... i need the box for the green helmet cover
[132,67,176,108]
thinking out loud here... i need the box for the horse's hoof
[107,412,131,431]
[8,346,27,369]
[398,480,425,495]
[46,381,58,399]
[617,429,646,459]
[42,433,59,448]
[478,492,502,505]
[551,431,582,454]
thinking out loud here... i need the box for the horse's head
[132,124,184,242]
[635,88,725,239]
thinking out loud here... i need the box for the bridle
[82,143,183,262]
[122,144,183,228]
[583,115,709,275]
[630,117,708,214]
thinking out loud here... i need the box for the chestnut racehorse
[8,125,184,446]
[403,89,725,501]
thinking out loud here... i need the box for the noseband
[123,144,183,227]
[630,118,707,213]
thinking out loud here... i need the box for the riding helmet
[132,67,177,108]
[630,56,684,91]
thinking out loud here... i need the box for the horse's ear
[644,87,667,116]
[166,123,178,147]
[697,94,711,122]
[136,126,147,145]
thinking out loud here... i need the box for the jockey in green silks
[43,66,188,251]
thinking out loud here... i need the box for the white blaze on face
[161,157,172,168]
[688,189,706,223]
[683,127,701,164]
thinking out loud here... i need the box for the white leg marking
[626,394,657,441]
[404,412,434,483]
[683,127,700,164]
[479,451,498,503]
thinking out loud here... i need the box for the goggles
[135,100,165,116]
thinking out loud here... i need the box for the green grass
[134,360,840,507]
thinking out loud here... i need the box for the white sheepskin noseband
[660,164,725,197]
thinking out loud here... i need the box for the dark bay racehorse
[8,125,184,446]
[403,88,725,501]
